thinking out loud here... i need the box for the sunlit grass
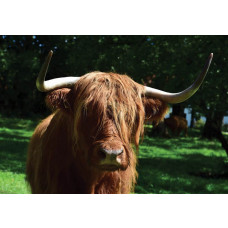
[135,126,228,194]
[0,116,228,194]
[0,171,30,194]
[0,116,40,194]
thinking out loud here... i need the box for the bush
[194,118,205,129]
[222,124,228,132]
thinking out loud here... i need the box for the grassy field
[0,116,228,194]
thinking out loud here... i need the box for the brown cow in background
[164,115,188,137]
[26,51,213,193]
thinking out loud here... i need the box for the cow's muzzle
[98,147,124,171]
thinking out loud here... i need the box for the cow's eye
[81,107,85,114]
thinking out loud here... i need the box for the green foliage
[1,35,227,119]
[194,118,205,130]
[0,117,228,194]
[223,124,228,132]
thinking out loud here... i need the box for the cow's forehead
[73,72,144,102]
[71,73,145,131]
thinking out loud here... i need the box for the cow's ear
[142,97,169,125]
[45,88,73,113]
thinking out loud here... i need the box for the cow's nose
[99,148,123,160]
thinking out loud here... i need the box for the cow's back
[164,115,188,136]
[164,116,179,131]
[26,114,52,193]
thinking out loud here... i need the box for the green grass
[0,117,39,194]
[135,134,228,194]
[0,116,228,194]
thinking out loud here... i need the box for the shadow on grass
[142,136,222,152]
[0,116,40,131]
[0,132,31,141]
[1,117,228,194]
[135,154,228,194]
[0,139,28,174]
[0,117,40,174]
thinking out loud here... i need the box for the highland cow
[165,115,188,137]
[26,51,213,193]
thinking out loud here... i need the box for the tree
[181,36,228,155]
[1,35,228,156]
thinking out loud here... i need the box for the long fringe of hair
[71,72,146,192]
[72,72,145,149]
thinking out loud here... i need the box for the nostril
[117,148,124,155]
[98,149,107,160]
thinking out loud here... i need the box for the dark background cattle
[164,115,188,137]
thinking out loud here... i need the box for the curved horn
[36,50,80,92]
[144,53,213,104]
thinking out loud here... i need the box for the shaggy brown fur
[164,115,188,137]
[26,72,168,194]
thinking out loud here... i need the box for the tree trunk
[171,104,186,118]
[190,109,195,128]
[202,111,228,156]
[202,111,223,139]
[216,132,228,156]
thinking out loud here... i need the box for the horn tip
[210,53,213,58]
